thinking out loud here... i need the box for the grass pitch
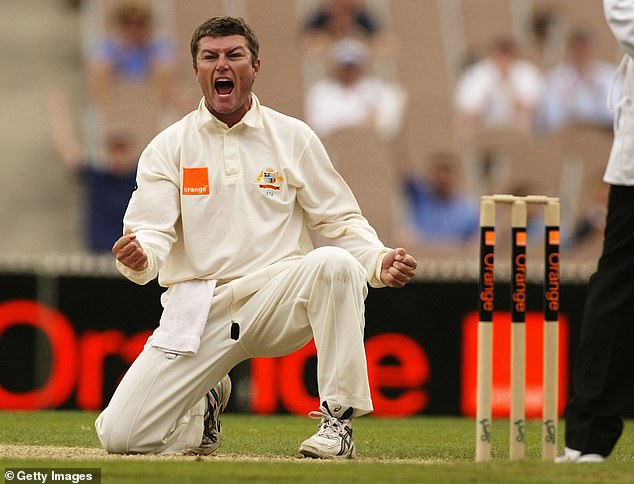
[0,411,632,482]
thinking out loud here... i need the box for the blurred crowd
[32,0,620,262]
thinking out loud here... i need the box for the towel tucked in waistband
[151,279,216,355]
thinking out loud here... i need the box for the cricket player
[95,16,417,459]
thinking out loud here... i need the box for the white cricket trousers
[96,246,373,454]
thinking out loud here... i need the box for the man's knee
[305,246,366,286]
[96,413,126,454]
[96,411,144,454]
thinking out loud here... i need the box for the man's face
[118,14,151,47]
[334,62,363,86]
[194,35,260,127]
[106,138,137,175]
[429,162,457,199]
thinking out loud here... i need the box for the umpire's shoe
[199,375,232,455]
[299,401,356,459]
[555,447,606,463]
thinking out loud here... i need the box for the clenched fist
[112,231,148,271]
[380,248,417,288]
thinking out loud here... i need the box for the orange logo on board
[182,167,209,195]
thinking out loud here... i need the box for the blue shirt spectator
[88,3,178,110]
[404,153,479,244]
[48,85,139,253]
[92,36,175,81]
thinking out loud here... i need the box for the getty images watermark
[4,468,101,484]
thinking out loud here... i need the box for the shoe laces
[309,407,352,439]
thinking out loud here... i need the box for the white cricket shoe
[555,447,606,463]
[198,375,232,455]
[299,401,356,459]
[555,447,581,463]
[576,453,606,463]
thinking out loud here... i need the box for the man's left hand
[380,248,417,288]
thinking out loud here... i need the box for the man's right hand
[112,231,148,271]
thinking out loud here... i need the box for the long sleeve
[293,132,390,287]
[116,144,181,285]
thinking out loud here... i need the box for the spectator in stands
[78,127,138,253]
[528,7,562,66]
[304,37,406,141]
[85,2,184,191]
[303,0,380,44]
[48,89,138,253]
[88,1,178,109]
[454,36,544,138]
[537,29,616,132]
[401,152,479,247]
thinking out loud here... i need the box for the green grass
[1,411,633,483]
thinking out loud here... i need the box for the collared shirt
[117,94,389,290]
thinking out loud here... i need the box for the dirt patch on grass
[0,444,443,464]
[0,444,219,461]
[1,444,111,460]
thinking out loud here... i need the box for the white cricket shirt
[117,95,389,291]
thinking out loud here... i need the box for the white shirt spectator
[304,37,405,141]
[454,37,544,135]
[538,61,615,130]
[537,30,616,131]
[455,57,544,126]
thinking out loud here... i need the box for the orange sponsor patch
[485,230,495,246]
[515,231,527,247]
[182,167,209,195]
[548,229,560,245]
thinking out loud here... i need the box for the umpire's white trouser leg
[96,246,372,454]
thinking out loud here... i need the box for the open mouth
[215,78,234,95]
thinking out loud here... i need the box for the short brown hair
[112,2,152,27]
[190,16,260,67]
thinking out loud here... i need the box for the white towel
[151,279,216,355]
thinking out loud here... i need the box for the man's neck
[206,96,252,128]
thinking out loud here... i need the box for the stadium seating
[0,0,622,265]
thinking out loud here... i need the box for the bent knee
[96,413,131,454]
[96,411,150,454]
[305,246,366,284]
